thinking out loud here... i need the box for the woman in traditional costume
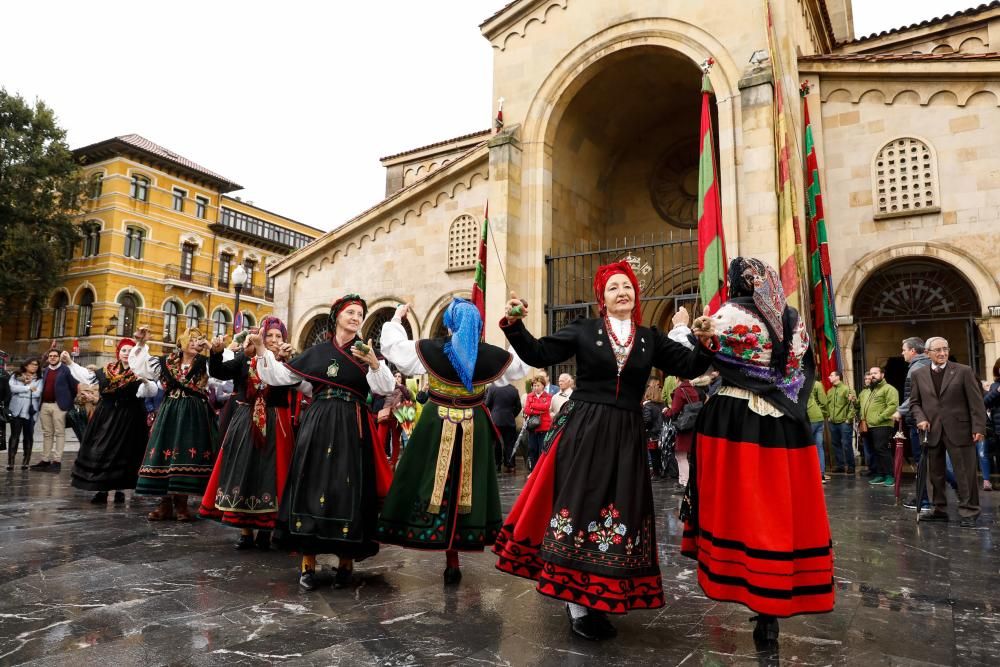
[253,295,395,591]
[129,326,220,521]
[377,299,529,584]
[68,338,158,504]
[493,261,716,641]
[678,257,834,647]
[199,316,295,551]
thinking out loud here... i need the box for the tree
[0,89,85,311]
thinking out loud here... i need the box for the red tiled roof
[844,1,1000,45]
[75,134,242,191]
[800,51,1000,62]
[379,129,492,162]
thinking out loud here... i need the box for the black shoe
[565,607,608,641]
[588,610,618,639]
[30,461,50,470]
[299,569,318,591]
[113,491,126,504]
[902,497,918,510]
[752,614,779,645]
[333,567,353,589]
[443,567,462,585]
[254,530,271,550]
[919,511,949,523]
[960,517,978,529]
[90,491,108,505]
[235,534,255,550]
[5,465,12,471]
[49,462,61,472]
[832,467,845,474]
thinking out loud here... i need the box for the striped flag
[697,65,728,314]
[766,0,806,311]
[471,204,488,329]
[802,86,842,388]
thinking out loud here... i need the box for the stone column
[736,69,780,268]
[485,126,523,346]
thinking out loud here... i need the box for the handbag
[673,386,703,432]
[525,414,542,431]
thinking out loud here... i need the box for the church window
[873,138,939,219]
[447,214,479,270]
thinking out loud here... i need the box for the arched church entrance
[851,258,983,394]
[544,46,710,376]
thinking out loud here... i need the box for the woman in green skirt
[129,326,219,521]
[378,299,529,584]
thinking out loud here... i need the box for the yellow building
[1,134,320,365]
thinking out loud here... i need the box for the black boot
[254,530,271,550]
[751,614,779,646]
[443,567,462,585]
[90,491,108,504]
[333,567,353,589]
[234,533,255,550]
[113,491,126,504]
[565,605,615,641]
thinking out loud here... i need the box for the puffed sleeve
[66,361,97,385]
[493,347,531,387]
[255,349,313,397]
[128,344,161,382]
[136,379,159,398]
[367,362,396,396]
[380,319,426,376]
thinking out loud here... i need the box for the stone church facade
[271,0,1000,390]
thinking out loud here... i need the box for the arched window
[81,222,101,257]
[117,293,139,337]
[124,226,145,259]
[29,307,42,340]
[77,289,95,337]
[130,174,150,201]
[242,312,256,331]
[212,309,231,338]
[872,138,940,219]
[302,316,328,348]
[185,304,203,330]
[362,307,413,355]
[51,292,69,338]
[447,214,479,270]
[163,300,181,343]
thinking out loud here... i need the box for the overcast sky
[0,1,980,231]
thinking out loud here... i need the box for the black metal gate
[543,232,700,382]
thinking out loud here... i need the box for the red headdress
[593,261,642,325]
[116,337,137,357]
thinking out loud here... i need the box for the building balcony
[210,208,314,255]
[164,265,213,291]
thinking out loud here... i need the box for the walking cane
[508,417,531,469]
[914,428,931,522]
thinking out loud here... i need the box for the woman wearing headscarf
[677,257,833,647]
[199,316,296,550]
[377,299,530,584]
[67,338,158,504]
[494,261,717,641]
[253,295,396,591]
[129,326,220,521]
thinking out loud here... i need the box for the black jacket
[984,381,1000,437]
[501,317,713,412]
[485,383,521,428]
[642,400,664,440]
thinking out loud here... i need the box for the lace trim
[716,386,784,418]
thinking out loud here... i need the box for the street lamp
[231,264,247,334]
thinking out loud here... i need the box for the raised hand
[394,303,410,321]
[351,339,379,370]
[506,291,528,320]
[210,336,226,353]
[672,306,690,328]
[134,326,150,346]
[691,306,716,342]
[246,332,264,352]
[277,342,295,360]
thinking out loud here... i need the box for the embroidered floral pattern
[715,303,808,402]
[587,504,627,552]
[550,508,573,540]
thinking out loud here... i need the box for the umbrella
[892,427,907,503]
[914,429,931,522]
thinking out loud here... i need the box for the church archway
[851,258,984,391]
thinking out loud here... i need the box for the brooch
[326,360,340,378]
[596,340,604,347]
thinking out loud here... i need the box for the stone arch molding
[364,296,421,339]
[490,0,569,52]
[293,168,488,285]
[523,18,741,149]
[835,242,1000,320]
[820,85,1000,107]
[292,305,332,351]
[423,290,473,338]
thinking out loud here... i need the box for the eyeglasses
[929,347,950,353]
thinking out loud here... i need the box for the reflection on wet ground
[0,457,996,665]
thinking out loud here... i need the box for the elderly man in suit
[909,336,988,527]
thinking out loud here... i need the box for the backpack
[673,386,704,432]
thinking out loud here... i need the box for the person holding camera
[522,376,552,472]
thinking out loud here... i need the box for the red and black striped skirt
[681,394,834,618]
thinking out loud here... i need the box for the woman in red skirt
[494,261,717,641]
[678,257,834,648]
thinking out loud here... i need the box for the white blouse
[253,348,396,398]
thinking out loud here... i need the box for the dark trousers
[8,417,34,466]
[527,431,546,471]
[497,425,517,469]
[829,422,854,470]
[868,426,893,476]
[929,440,980,518]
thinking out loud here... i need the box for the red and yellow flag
[697,66,728,314]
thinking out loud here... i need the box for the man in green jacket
[827,371,857,473]
[807,381,829,481]
[860,366,900,486]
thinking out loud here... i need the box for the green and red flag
[471,203,488,331]
[802,84,842,388]
[697,60,728,314]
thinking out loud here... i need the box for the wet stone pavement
[0,456,998,666]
